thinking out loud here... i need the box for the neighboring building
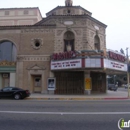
[0,7,42,26]
[0,0,127,95]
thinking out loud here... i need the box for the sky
[0,0,130,55]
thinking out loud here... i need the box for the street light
[126,47,130,98]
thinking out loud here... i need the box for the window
[0,41,17,61]
[64,31,75,52]
[94,35,100,51]
[35,77,41,87]
[68,10,71,14]
[5,11,9,15]
[3,87,12,92]
[31,39,43,50]
[24,10,29,15]
[12,88,20,90]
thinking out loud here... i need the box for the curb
[26,97,129,100]
[104,97,129,100]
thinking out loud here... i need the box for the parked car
[108,84,118,91]
[0,87,31,100]
[124,84,130,89]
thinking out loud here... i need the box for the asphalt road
[0,100,130,130]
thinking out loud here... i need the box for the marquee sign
[51,59,82,70]
[85,59,102,68]
[51,51,77,61]
[104,59,127,71]
[108,50,125,62]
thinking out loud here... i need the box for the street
[0,99,130,130]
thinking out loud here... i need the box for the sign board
[85,58,101,68]
[51,59,82,70]
[104,59,127,71]
[107,50,125,62]
[85,78,91,90]
[47,78,56,91]
[2,74,9,78]
[52,51,77,61]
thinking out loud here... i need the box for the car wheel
[14,94,21,100]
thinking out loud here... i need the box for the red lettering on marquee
[109,51,125,62]
[52,51,77,60]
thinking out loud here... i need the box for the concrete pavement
[26,90,129,100]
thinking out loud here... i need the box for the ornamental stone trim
[0,60,16,66]
[74,30,82,35]
[17,56,50,61]
[21,29,54,33]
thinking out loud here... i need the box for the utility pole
[126,47,130,98]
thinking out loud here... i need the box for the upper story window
[68,10,71,14]
[64,31,75,52]
[94,35,100,51]
[24,10,29,15]
[5,11,9,15]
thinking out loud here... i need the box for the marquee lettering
[52,51,77,60]
[109,51,125,62]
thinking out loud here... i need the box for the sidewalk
[26,90,129,100]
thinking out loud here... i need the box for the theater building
[0,0,127,94]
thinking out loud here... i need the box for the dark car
[0,87,31,100]
[108,84,118,91]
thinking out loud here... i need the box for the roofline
[46,6,92,16]
[0,7,39,10]
[46,6,59,15]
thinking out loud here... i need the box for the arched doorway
[64,31,75,52]
[0,41,17,89]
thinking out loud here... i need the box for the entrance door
[55,71,84,94]
[90,72,106,93]
[3,78,9,88]
[33,76,41,93]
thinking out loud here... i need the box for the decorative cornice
[0,24,56,30]
[27,64,46,70]
[0,60,16,66]
[21,29,55,33]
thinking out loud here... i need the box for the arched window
[94,35,100,51]
[64,31,75,52]
[0,41,17,61]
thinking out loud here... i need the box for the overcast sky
[0,0,130,55]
